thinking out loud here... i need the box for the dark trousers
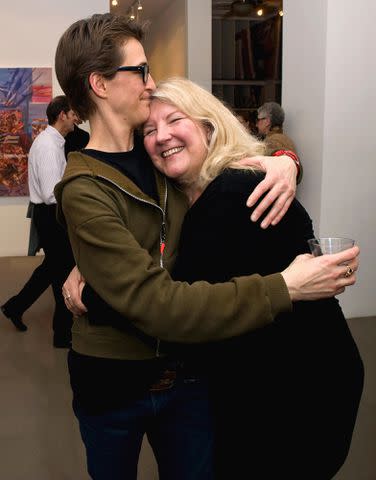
[29,203,74,341]
[3,258,51,316]
[72,369,214,480]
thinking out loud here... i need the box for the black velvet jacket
[173,168,311,283]
[169,168,333,358]
[169,168,364,480]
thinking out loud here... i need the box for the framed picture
[0,68,52,196]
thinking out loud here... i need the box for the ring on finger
[344,265,354,278]
[64,292,71,300]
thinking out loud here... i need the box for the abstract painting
[0,68,52,196]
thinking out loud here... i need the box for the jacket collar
[55,150,166,207]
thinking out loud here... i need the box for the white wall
[321,0,376,317]
[185,0,212,90]
[0,0,108,257]
[283,0,376,317]
[282,0,327,228]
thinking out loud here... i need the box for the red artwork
[0,68,52,196]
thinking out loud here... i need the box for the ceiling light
[279,10,284,16]
[125,0,143,20]
[111,0,118,5]
[257,8,263,16]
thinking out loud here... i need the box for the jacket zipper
[97,175,167,357]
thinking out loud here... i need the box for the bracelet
[272,149,301,179]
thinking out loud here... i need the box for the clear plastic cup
[307,237,355,256]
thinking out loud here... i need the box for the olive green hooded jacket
[54,152,291,360]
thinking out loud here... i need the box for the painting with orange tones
[0,68,52,196]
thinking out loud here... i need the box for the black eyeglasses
[116,64,150,84]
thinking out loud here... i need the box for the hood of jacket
[54,150,168,227]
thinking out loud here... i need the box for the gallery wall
[283,0,376,317]
[0,0,108,256]
[185,0,212,91]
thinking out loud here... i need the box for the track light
[125,0,143,20]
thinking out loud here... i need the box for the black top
[64,125,90,159]
[173,168,311,282]
[168,168,363,479]
[82,132,158,202]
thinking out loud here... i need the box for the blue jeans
[73,372,213,480]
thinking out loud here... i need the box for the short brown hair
[55,13,144,121]
[46,95,71,125]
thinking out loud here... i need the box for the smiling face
[143,100,209,187]
[105,38,156,128]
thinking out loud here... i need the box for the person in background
[64,116,90,159]
[256,101,302,181]
[2,96,76,347]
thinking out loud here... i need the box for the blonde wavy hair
[151,77,265,188]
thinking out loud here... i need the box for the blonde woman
[141,77,364,479]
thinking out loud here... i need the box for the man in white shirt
[28,96,76,203]
[1,96,76,347]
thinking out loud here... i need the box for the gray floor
[0,256,374,480]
